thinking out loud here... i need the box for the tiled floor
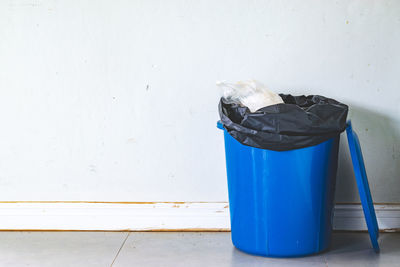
[0,232,398,267]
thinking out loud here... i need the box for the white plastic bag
[216,80,283,112]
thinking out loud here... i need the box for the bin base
[232,241,330,258]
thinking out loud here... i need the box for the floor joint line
[110,232,130,266]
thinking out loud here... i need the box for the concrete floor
[0,232,398,267]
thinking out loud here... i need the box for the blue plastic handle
[217,121,224,130]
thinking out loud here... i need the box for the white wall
[0,0,399,203]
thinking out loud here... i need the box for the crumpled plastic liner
[219,94,348,151]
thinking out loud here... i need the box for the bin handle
[217,121,224,130]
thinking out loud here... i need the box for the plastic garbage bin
[217,121,340,257]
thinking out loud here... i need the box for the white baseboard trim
[0,202,230,231]
[333,204,400,232]
[0,202,398,231]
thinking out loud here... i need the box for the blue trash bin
[218,121,340,257]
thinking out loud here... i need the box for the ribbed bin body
[221,128,339,257]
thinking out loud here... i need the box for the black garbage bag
[219,94,348,151]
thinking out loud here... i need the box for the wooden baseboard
[333,204,400,232]
[0,202,230,231]
[0,202,398,231]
